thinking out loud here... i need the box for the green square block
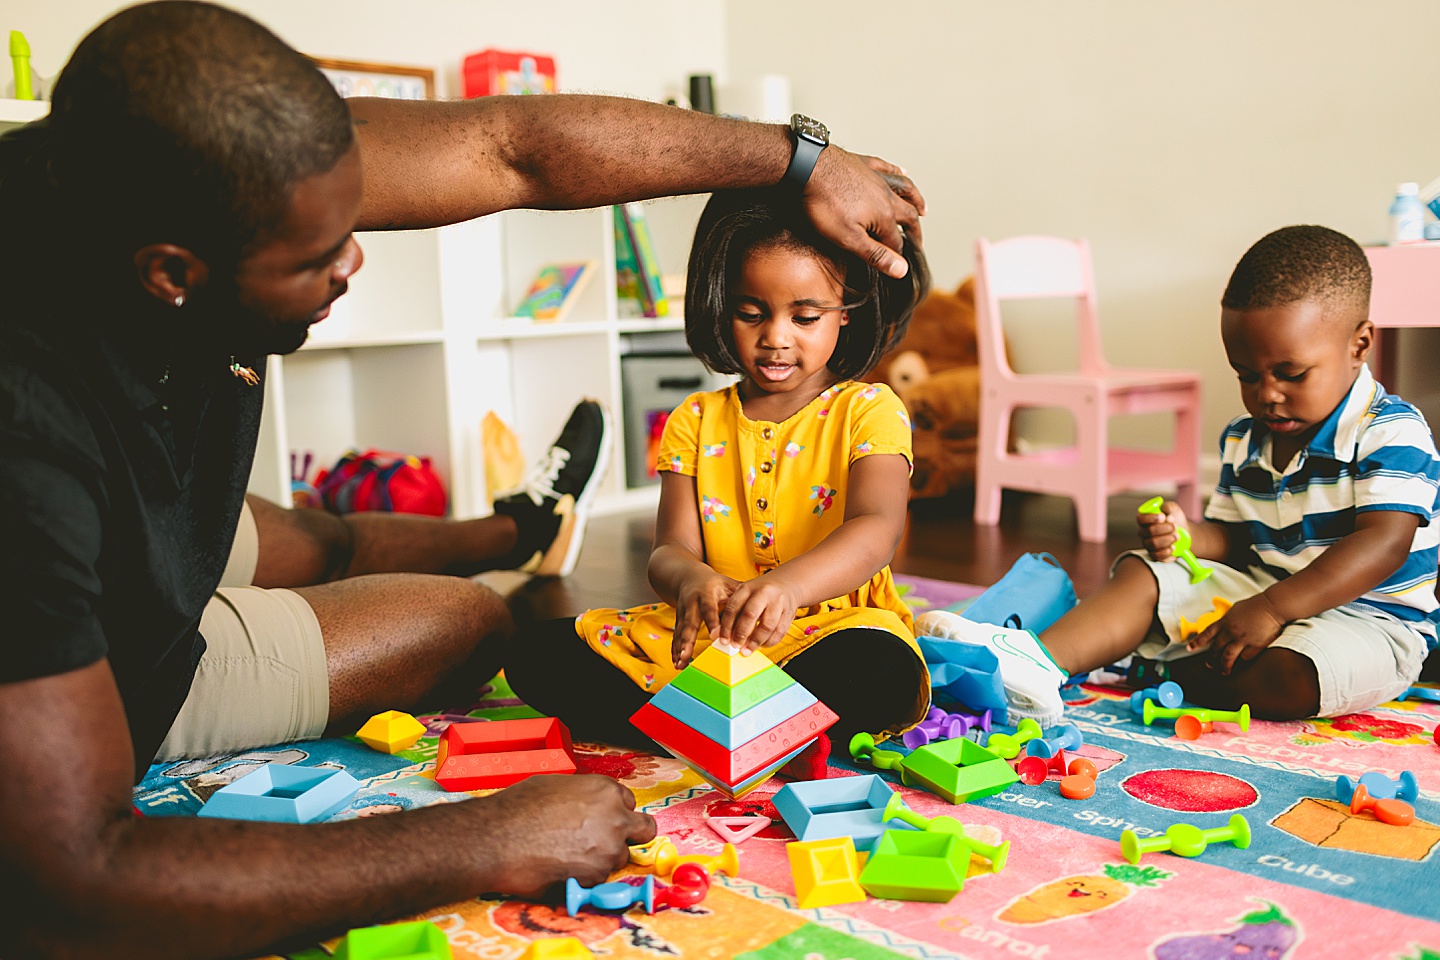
[900,736,1018,804]
[858,829,969,902]
[333,920,453,960]
[669,660,794,716]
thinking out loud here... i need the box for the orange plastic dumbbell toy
[1349,784,1416,826]
[1173,716,1214,741]
[654,842,740,879]
[1016,749,1097,785]
[1059,774,1096,800]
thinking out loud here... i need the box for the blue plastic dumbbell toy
[566,875,656,916]
[1335,770,1419,806]
[1026,723,1084,759]
[1129,681,1185,715]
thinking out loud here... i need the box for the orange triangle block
[692,643,771,686]
[707,816,771,844]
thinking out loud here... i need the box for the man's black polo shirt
[0,120,264,780]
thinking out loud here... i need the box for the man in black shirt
[0,3,924,957]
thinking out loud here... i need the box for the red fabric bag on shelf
[313,450,447,517]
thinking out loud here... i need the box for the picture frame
[309,57,435,101]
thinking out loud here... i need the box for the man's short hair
[1221,225,1371,316]
[48,0,354,261]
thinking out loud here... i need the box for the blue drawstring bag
[945,552,1077,635]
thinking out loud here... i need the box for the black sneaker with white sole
[492,399,612,577]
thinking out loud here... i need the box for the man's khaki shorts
[154,501,329,761]
[1121,550,1429,717]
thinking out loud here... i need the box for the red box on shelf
[434,716,576,792]
[463,49,557,98]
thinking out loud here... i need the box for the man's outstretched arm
[349,95,925,278]
[0,660,654,960]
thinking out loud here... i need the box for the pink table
[1365,243,1440,385]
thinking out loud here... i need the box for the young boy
[927,226,1439,721]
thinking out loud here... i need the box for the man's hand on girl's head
[803,147,925,281]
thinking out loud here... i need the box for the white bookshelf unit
[1,97,708,519]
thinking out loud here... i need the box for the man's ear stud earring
[173,294,185,308]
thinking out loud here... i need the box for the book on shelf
[615,203,668,318]
[512,261,596,322]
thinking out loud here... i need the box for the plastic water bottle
[1390,182,1425,245]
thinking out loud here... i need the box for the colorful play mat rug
[131,574,1440,960]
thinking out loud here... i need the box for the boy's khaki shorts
[1121,550,1429,717]
[154,501,329,761]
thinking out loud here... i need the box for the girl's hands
[715,576,799,656]
[1186,592,1288,675]
[1138,500,1188,562]
[673,569,740,670]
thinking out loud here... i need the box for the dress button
[760,461,773,474]
[1281,490,1293,502]
[756,497,768,510]
[760,535,773,548]
[762,427,774,440]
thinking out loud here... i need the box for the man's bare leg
[292,574,513,734]
[1040,556,1162,674]
[250,495,521,586]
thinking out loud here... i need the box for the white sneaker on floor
[915,609,1068,727]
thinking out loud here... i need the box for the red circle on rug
[1121,769,1258,812]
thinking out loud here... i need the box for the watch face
[791,114,829,146]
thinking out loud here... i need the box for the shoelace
[520,446,571,505]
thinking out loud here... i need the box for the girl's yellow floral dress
[574,380,930,735]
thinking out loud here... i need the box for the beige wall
[9,1,725,103]
[726,0,1440,454]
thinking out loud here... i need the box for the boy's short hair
[684,187,929,379]
[48,0,354,262]
[1222,225,1371,316]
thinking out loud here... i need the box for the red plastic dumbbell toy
[1349,784,1415,826]
[652,862,711,910]
[1016,749,1097,786]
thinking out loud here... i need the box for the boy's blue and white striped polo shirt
[1205,364,1440,644]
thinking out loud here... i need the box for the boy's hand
[715,576,799,656]
[1186,592,1288,675]
[673,569,740,669]
[1138,500,1188,562]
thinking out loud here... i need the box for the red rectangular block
[632,701,836,785]
[434,717,576,792]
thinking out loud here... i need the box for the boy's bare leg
[1166,648,1320,719]
[293,573,514,734]
[1040,556,1161,674]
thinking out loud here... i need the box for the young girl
[505,187,931,747]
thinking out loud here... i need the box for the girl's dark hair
[684,187,929,379]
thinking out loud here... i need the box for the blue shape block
[772,774,917,853]
[198,763,360,823]
[650,681,816,749]
[918,636,1008,725]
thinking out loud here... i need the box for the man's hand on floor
[474,774,655,899]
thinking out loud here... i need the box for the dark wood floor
[511,489,1159,622]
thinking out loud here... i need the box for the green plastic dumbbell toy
[984,718,1044,760]
[1139,496,1211,584]
[849,731,904,771]
[881,794,1009,873]
[1142,700,1250,732]
[1121,814,1251,864]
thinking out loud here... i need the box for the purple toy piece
[954,707,993,735]
[903,707,976,749]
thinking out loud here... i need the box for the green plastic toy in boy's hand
[1139,496,1211,584]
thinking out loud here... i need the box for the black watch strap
[783,114,828,190]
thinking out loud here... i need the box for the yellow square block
[520,938,594,959]
[786,836,867,909]
[356,710,427,754]
[692,643,772,687]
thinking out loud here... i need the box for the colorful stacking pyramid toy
[631,643,837,798]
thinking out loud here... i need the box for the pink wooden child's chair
[973,236,1202,542]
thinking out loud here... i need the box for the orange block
[434,717,576,792]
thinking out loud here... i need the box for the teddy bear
[868,278,985,500]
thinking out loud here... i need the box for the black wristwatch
[783,114,829,190]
